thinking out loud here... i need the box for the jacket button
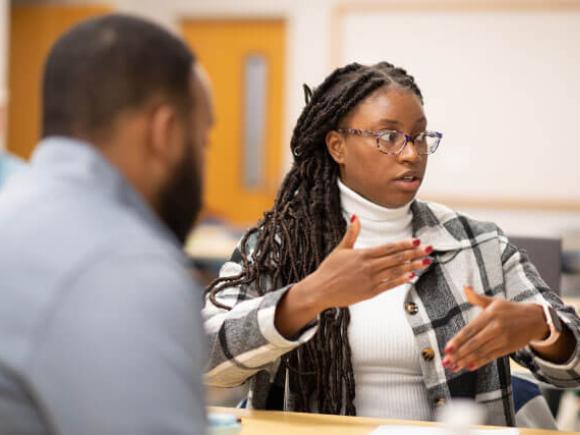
[421,347,435,361]
[434,397,447,407]
[405,302,418,315]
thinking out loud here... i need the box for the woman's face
[326,86,428,209]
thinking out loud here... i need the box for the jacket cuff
[530,312,580,380]
[257,285,319,349]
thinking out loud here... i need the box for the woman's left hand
[442,286,549,372]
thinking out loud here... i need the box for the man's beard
[158,145,202,245]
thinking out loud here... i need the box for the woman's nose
[397,138,419,163]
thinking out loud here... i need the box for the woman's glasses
[337,128,442,156]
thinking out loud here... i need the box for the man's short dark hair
[42,14,195,139]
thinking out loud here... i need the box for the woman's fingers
[321,236,435,306]
[364,238,430,259]
[443,290,535,372]
[369,245,433,273]
[375,259,429,284]
[444,309,491,356]
[363,241,433,293]
[372,273,416,294]
[464,285,494,308]
[444,289,503,355]
[443,323,500,371]
[445,341,505,372]
[335,214,361,250]
[465,346,505,371]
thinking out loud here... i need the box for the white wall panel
[341,10,580,202]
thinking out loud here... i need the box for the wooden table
[209,406,576,435]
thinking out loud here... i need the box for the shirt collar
[410,200,466,253]
[32,136,181,248]
[338,178,412,224]
[336,177,464,253]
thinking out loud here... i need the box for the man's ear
[326,130,346,164]
[148,104,181,164]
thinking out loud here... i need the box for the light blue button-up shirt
[0,137,207,435]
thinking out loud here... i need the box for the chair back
[509,236,562,294]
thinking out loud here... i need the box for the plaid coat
[203,200,580,426]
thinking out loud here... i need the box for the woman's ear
[326,130,346,164]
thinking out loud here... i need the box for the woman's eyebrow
[375,118,400,126]
[373,116,427,127]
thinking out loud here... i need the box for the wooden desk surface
[209,406,575,435]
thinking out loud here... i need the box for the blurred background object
[1,0,579,426]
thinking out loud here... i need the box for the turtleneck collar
[338,178,413,246]
[338,178,412,222]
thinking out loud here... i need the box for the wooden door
[8,5,111,159]
[181,19,286,226]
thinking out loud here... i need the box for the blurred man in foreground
[0,14,212,435]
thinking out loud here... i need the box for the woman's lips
[392,176,421,191]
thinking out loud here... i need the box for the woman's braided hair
[207,62,423,415]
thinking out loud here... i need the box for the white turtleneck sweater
[338,179,431,420]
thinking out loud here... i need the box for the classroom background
[1,0,579,429]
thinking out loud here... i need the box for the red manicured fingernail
[422,258,432,266]
[425,246,433,254]
[350,214,357,223]
[468,363,477,371]
[413,239,421,247]
[445,346,455,354]
[408,272,416,280]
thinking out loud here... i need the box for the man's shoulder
[2,175,175,255]
[0,176,190,318]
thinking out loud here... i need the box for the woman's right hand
[274,215,432,338]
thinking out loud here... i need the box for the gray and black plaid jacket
[203,200,580,426]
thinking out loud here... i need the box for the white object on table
[208,412,241,435]
[370,426,519,435]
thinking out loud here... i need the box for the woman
[203,62,580,426]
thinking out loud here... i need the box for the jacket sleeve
[203,235,318,387]
[500,232,580,387]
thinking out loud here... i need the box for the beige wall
[6,0,580,243]
[339,6,580,201]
